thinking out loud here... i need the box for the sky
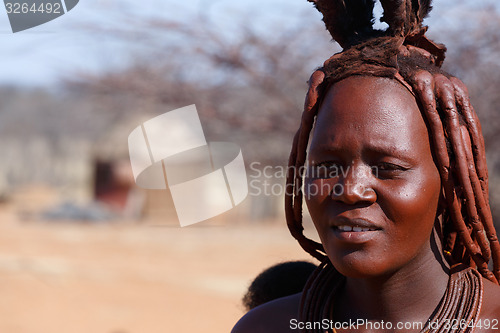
[0,0,498,87]
[0,0,319,87]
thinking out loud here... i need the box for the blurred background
[0,0,499,332]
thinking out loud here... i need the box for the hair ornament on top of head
[308,0,446,80]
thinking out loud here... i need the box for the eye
[372,162,409,179]
[378,162,407,171]
[309,161,342,179]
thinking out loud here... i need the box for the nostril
[326,163,377,204]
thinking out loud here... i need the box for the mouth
[334,225,378,232]
[331,217,382,231]
[330,218,382,243]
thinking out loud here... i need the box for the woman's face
[305,76,442,278]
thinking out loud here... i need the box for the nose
[331,164,377,205]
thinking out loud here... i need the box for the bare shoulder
[475,278,500,333]
[231,292,302,333]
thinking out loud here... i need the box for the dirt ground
[0,207,314,333]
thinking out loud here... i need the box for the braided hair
[285,0,500,284]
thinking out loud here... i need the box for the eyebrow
[308,141,415,162]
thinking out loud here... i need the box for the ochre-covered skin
[305,76,442,280]
[304,74,448,324]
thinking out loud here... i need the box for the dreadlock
[285,0,500,285]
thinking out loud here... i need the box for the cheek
[304,178,332,231]
[304,178,331,204]
[379,172,441,234]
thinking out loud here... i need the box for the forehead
[311,76,428,156]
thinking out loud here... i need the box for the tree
[66,2,500,222]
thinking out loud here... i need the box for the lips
[330,217,382,243]
[331,217,382,231]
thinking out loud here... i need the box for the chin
[328,251,393,279]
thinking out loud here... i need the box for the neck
[334,245,449,325]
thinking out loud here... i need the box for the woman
[233,0,500,332]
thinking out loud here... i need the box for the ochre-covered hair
[285,0,500,284]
